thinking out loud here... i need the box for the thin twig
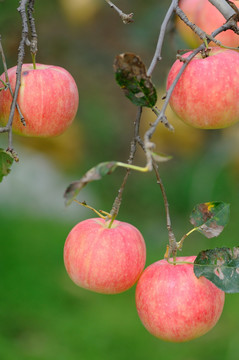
[152,159,177,258]
[0,36,25,126]
[0,0,37,150]
[147,0,178,77]
[132,126,177,258]
[27,0,38,66]
[105,0,134,24]
[6,0,29,133]
[108,107,142,224]
[175,6,222,46]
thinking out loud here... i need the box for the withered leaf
[190,201,230,238]
[64,161,118,205]
[113,53,157,108]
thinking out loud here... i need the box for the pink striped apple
[135,256,225,342]
[64,218,146,294]
[0,63,79,137]
[176,0,239,48]
[166,48,239,129]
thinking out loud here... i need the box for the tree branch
[0,0,38,150]
[27,0,38,66]
[108,107,142,224]
[209,0,236,20]
[105,0,134,24]
[147,0,178,77]
[0,36,25,126]
[175,5,222,46]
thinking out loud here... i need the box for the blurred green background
[0,0,239,359]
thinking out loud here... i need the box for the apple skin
[166,48,239,129]
[135,256,225,342]
[64,218,146,294]
[176,0,200,48]
[176,0,239,48]
[0,63,79,137]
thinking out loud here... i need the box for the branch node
[176,54,190,63]
[122,13,134,24]
[106,0,134,24]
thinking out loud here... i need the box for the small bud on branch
[105,0,134,24]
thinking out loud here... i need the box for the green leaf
[0,148,14,182]
[113,53,157,108]
[190,201,230,238]
[64,161,118,205]
[194,247,239,293]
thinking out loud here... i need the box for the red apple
[135,256,225,342]
[176,0,239,48]
[64,217,146,294]
[0,63,79,137]
[166,47,239,129]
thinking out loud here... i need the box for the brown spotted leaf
[64,161,118,205]
[113,53,157,108]
[194,247,239,293]
[190,202,230,238]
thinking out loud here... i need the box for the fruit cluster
[63,217,225,343]
[1,0,237,344]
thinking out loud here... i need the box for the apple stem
[0,78,8,88]
[73,200,112,220]
[151,160,178,260]
[166,259,194,266]
[31,52,36,70]
[177,228,198,250]
[203,38,209,49]
[116,161,149,173]
[217,44,239,52]
[107,214,117,229]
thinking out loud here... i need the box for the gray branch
[208,0,236,20]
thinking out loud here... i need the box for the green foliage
[0,148,14,182]
[194,247,239,293]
